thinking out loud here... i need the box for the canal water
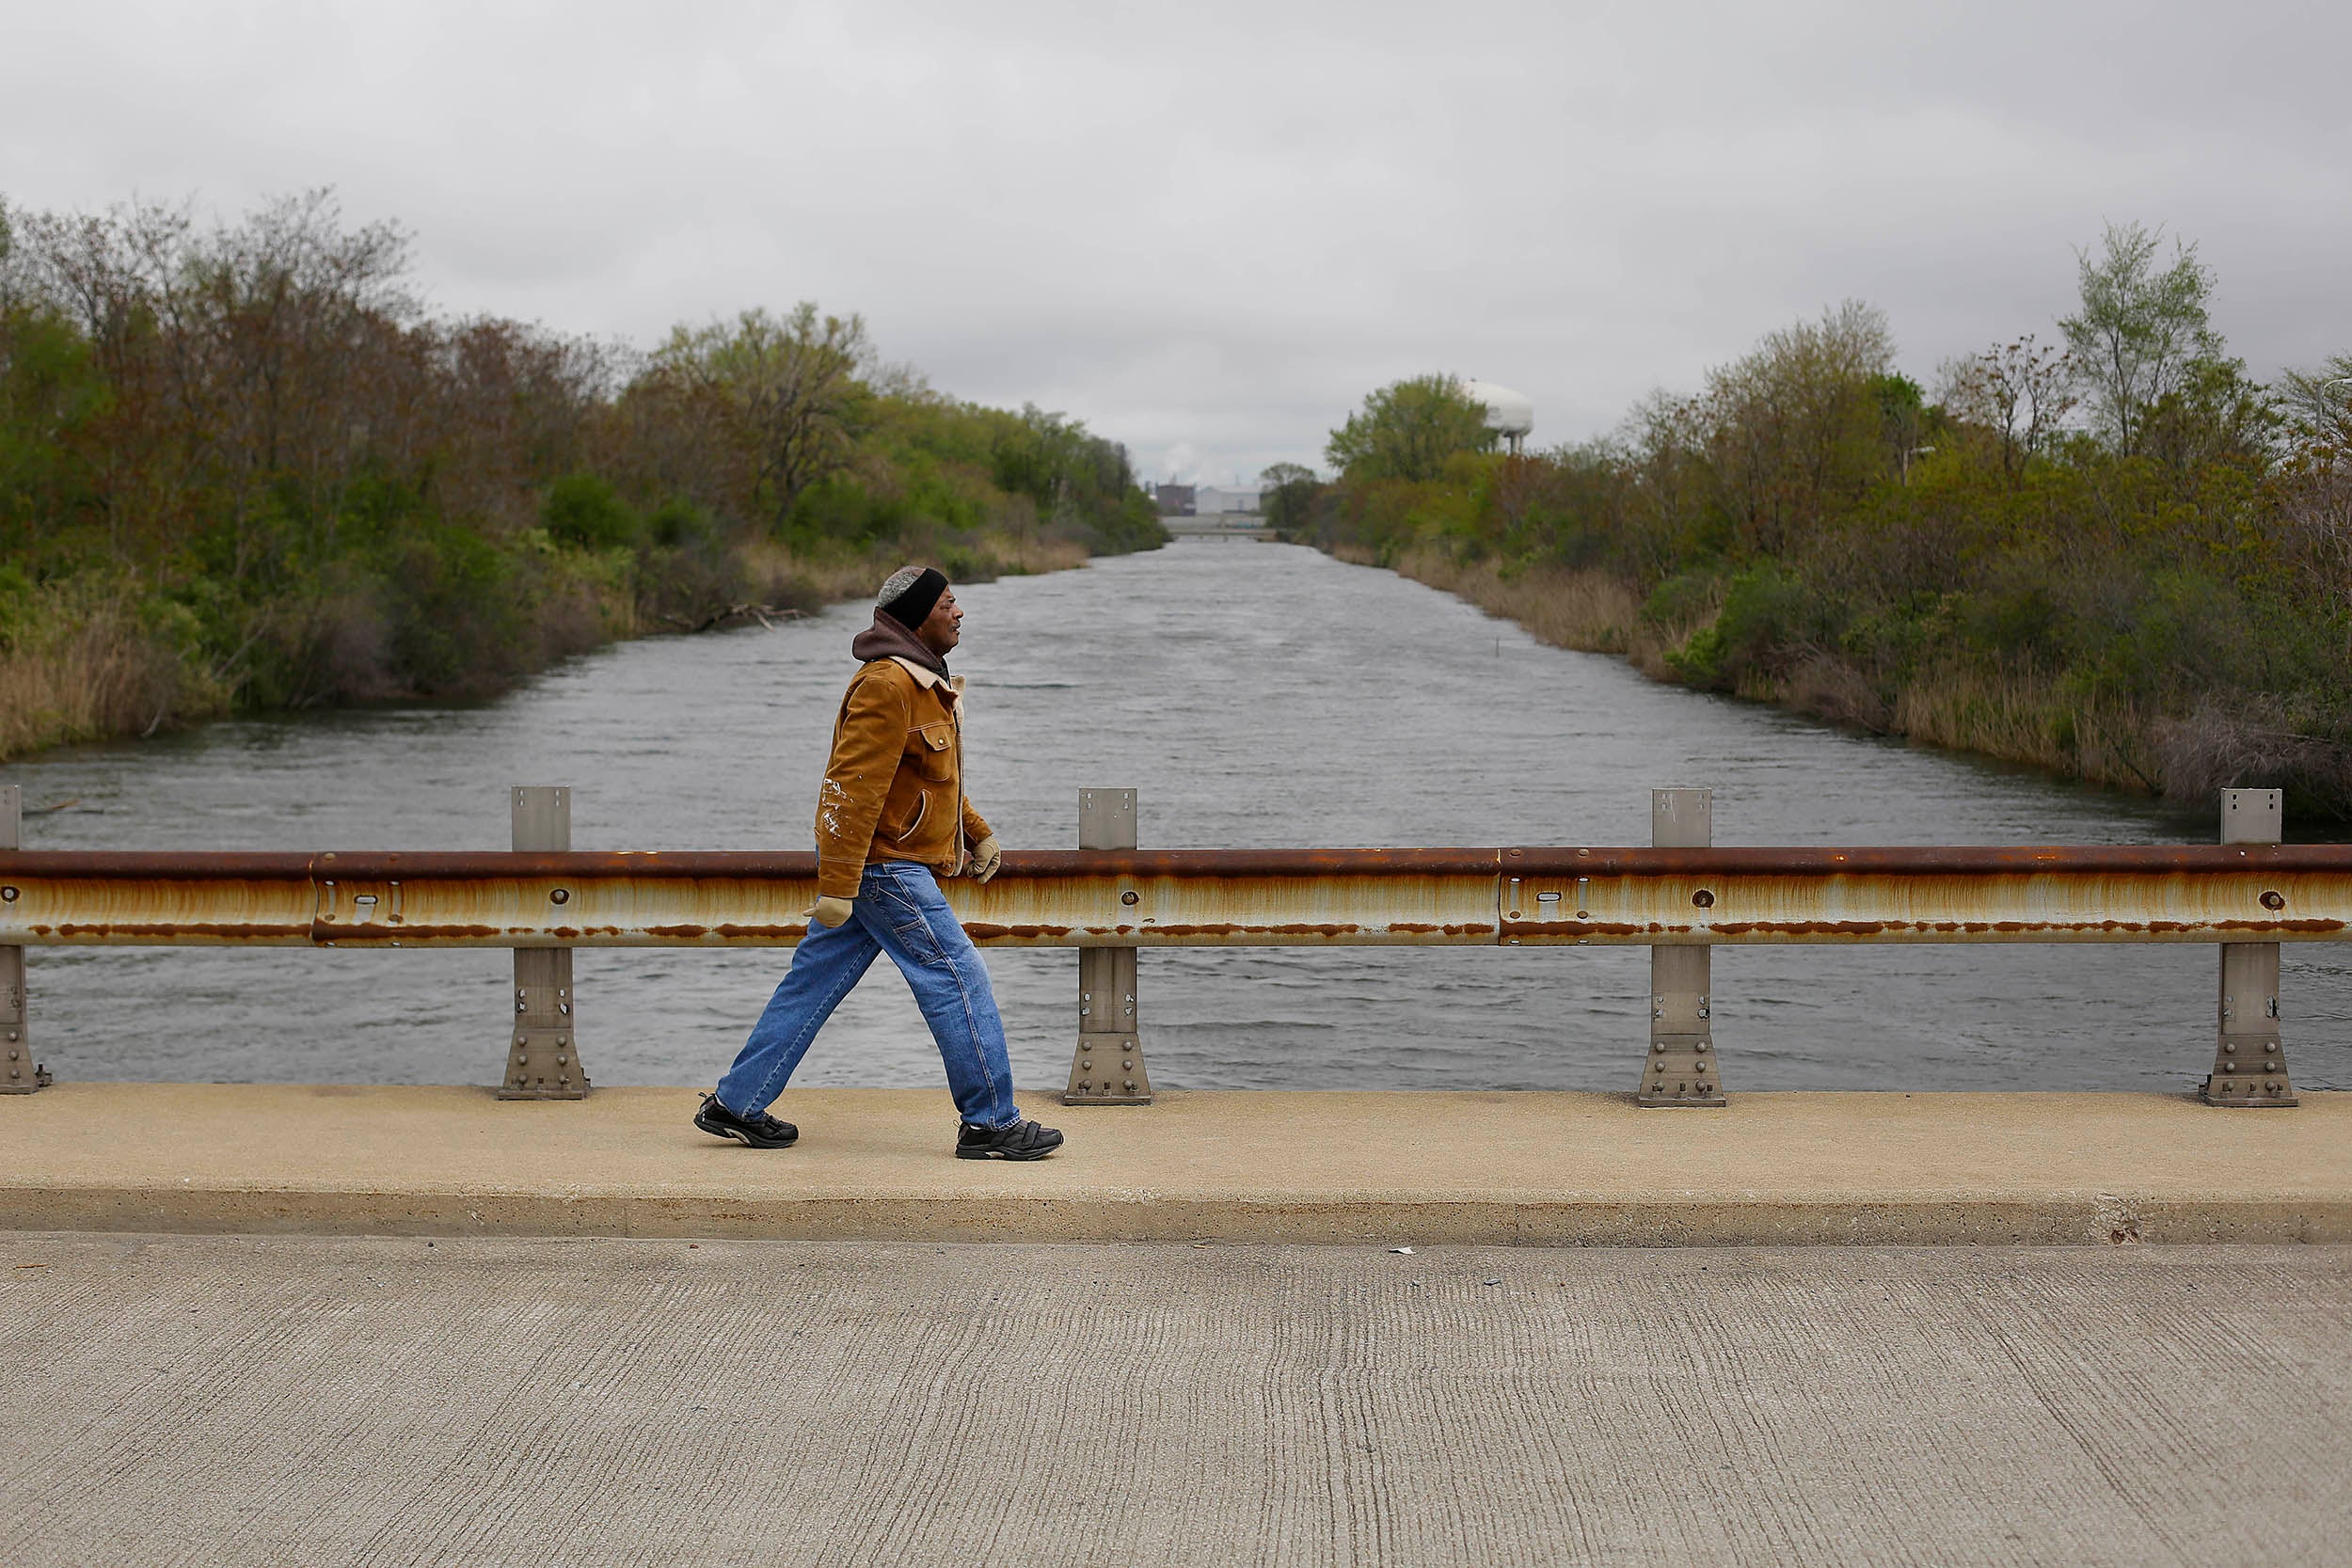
[5,542,2345,1095]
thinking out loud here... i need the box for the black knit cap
[877,566,948,629]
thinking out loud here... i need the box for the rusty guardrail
[0,786,2337,1108]
[1,846,2344,949]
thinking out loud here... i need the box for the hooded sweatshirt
[849,607,950,678]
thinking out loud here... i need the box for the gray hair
[876,565,928,607]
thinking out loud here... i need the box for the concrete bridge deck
[8,1090,2349,1563]
[3,1084,2346,1243]
[3,1232,2345,1566]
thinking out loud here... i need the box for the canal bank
[5,1083,2346,1244]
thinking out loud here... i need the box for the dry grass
[1362,544,1730,679]
[743,533,1092,613]
[1369,546,1661,660]
[739,543,888,608]
[0,532,1112,763]
[1889,669,2164,792]
[1339,544,2198,797]
[2156,700,2352,816]
[975,532,1090,576]
[1778,653,1893,732]
[1394,547,1645,656]
[0,593,220,762]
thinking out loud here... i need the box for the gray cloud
[5,0,2347,483]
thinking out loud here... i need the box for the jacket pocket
[888,788,930,842]
[910,721,955,782]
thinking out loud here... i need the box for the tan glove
[969,834,1003,883]
[803,895,854,929]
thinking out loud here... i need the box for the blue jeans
[716,860,1021,1130]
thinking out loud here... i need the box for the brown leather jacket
[814,656,992,898]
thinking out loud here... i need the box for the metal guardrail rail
[0,786,2338,1108]
[1,844,2344,948]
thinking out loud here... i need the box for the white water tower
[1461,380,1534,456]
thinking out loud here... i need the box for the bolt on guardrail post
[499,785,589,1100]
[0,786,48,1094]
[2204,788,2295,1107]
[1639,787,1724,1107]
[1065,787,1151,1105]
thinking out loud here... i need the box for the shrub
[646,497,713,549]
[542,474,641,550]
[1666,563,1814,689]
[1641,570,1723,629]
[379,523,527,693]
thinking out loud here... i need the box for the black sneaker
[955,1118,1064,1161]
[694,1092,799,1149]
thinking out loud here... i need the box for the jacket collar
[889,657,963,703]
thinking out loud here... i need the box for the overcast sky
[5,0,2347,484]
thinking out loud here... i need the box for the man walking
[695,566,1064,1160]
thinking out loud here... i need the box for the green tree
[1325,374,1492,482]
[2059,222,2225,457]
[648,303,871,531]
[2142,355,2277,472]
[1697,299,1895,552]
[1871,372,1929,482]
[541,472,640,549]
[1259,461,1320,534]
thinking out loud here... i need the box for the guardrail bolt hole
[1120,891,1138,906]
[1692,889,1715,908]
[2261,891,2284,910]
[550,888,570,904]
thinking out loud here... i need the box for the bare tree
[2276,356,2352,454]
[1616,389,1704,579]
[7,190,427,573]
[1937,334,2076,486]
[2276,437,2352,661]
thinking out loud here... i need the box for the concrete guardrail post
[1640,786,1723,1107]
[2204,787,2296,1107]
[499,785,589,1100]
[0,785,49,1094]
[1064,787,1150,1105]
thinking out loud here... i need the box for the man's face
[915,586,961,655]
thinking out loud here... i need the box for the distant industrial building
[1152,483,1196,517]
[1192,483,1263,516]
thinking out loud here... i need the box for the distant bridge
[1164,517,1276,541]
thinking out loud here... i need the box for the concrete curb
[7,1189,2348,1246]
[4,1084,2346,1244]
